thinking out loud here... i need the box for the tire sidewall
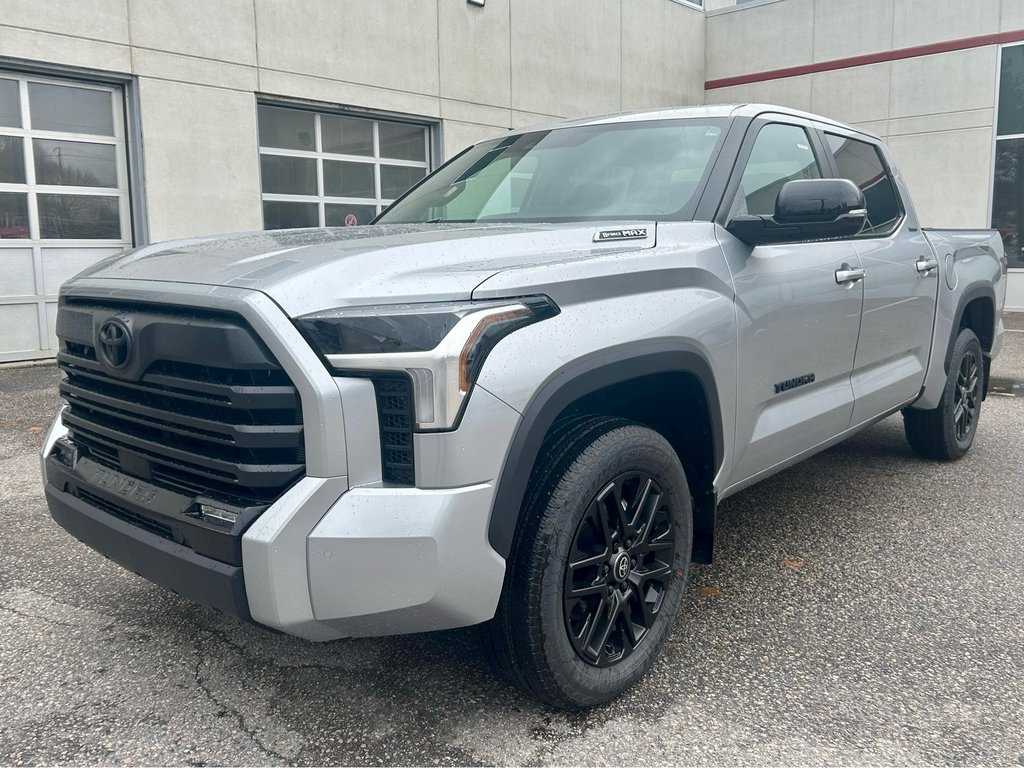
[943,329,983,455]
[534,427,693,707]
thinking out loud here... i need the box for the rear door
[820,131,938,425]
[718,117,864,488]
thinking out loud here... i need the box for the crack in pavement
[189,641,294,766]
[0,602,94,632]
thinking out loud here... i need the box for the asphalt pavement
[1,319,1022,766]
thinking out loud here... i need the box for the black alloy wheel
[564,472,676,667]
[953,348,980,443]
[903,327,984,461]
[481,417,692,709]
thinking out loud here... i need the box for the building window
[257,104,431,230]
[992,44,1024,269]
[0,71,132,361]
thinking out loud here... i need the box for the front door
[720,120,864,488]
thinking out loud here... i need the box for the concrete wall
[705,0,1022,229]
[0,0,705,242]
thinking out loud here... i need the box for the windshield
[376,118,726,225]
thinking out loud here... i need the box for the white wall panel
[128,0,257,65]
[510,0,623,118]
[706,0,813,80]
[812,0,893,62]
[0,249,36,296]
[137,78,262,241]
[40,247,121,295]
[438,0,512,109]
[889,47,998,119]
[892,0,1000,49]
[44,300,58,350]
[886,128,994,228]
[0,303,41,357]
[810,63,892,125]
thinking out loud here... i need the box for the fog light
[200,504,238,525]
[51,438,78,468]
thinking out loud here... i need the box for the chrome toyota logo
[612,552,631,582]
[97,318,133,369]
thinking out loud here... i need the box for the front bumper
[45,480,250,619]
[42,381,515,641]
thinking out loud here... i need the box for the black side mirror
[726,178,867,246]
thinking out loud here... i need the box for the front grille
[75,488,175,541]
[56,299,305,508]
[372,375,415,485]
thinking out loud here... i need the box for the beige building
[704,0,1024,313]
[0,0,1020,362]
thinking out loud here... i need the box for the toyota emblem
[97,318,133,369]
[611,551,631,582]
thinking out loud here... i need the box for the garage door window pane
[380,164,426,200]
[263,201,319,230]
[38,194,120,239]
[322,115,373,156]
[323,160,374,198]
[260,155,317,195]
[34,139,117,188]
[0,192,29,238]
[378,122,426,162]
[0,79,19,128]
[0,136,25,183]
[258,106,315,151]
[325,204,377,227]
[28,83,114,136]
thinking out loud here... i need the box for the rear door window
[825,133,903,236]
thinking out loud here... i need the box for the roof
[505,103,881,141]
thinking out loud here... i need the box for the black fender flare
[486,340,725,560]
[945,282,997,371]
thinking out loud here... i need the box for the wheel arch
[948,284,996,367]
[947,284,997,398]
[487,341,724,566]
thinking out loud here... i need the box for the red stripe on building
[705,28,1024,90]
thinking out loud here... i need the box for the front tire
[903,327,984,460]
[483,418,692,709]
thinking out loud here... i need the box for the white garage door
[0,72,132,363]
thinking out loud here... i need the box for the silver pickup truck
[41,104,1007,708]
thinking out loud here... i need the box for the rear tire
[482,418,692,709]
[903,327,983,461]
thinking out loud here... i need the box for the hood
[73,223,656,316]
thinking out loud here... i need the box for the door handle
[915,256,939,274]
[835,266,866,284]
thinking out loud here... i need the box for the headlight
[295,296,558,430]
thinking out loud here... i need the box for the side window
[825,133,902,236]
[735,123,821,216]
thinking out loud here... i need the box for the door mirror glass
[727,178,866,246]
